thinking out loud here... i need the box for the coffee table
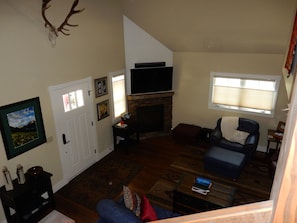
[173,174,236,214]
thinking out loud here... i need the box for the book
[195,177,212,188]
[192,182,212,191]
[116,123,128,128]
[191,186,210,195]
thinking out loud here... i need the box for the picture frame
[97,100,110,121]
[94,77,108,98]
[277,121,286,133]
[0,97,47,160]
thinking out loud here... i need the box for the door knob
[62,134,70,144]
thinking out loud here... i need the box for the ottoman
[172,123,201,145]
[204,146,246,180]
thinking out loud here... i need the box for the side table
[266,129,283,158]
[112,122,139,149]
[0,171,55,223]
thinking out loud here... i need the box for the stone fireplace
[127,92,174,134]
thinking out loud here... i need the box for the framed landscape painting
[0,97,46,160]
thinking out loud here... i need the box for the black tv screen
[131,67,173,94]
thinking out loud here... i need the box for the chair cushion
[238,118,259,133]
[219,139,243,152]
[229,130,249,144]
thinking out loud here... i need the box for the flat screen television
[130,66,173,94]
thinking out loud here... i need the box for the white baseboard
[52,146,114,193]
[53,178,68,193]
[97,146,114,161]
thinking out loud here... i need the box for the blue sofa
[97,199,180,223]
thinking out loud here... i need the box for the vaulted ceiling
[119,0,296,54]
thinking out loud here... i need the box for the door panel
[49,77,98,182]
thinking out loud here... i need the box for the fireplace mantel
[127,92,174,101]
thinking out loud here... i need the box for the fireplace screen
[137,105,164,133]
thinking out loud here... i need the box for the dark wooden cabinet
[0,171,55,223]
[112,122,139,149]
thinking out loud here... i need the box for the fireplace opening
[137,105,164,133]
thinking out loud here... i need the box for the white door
[49,77,98,182]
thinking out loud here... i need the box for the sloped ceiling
[119,0,296,54]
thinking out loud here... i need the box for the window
[209,72,281,117]
[111,72,127,121]
[62,90,84,112]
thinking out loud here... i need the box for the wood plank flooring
[54,135,271,223]
[54,135,184,222]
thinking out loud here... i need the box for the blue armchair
[210,117,260,161]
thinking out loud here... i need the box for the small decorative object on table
[27,166,44,181]
[116,122,127,128]
[16,164,26,184]
[2,166,13,191]
[191,177,212,195]
[119,112,131,127]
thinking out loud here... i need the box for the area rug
[56,154,143,211]
[147,146,273,211]
[39,210,75,223]
[147,168,185,210]
[171,146,273,197]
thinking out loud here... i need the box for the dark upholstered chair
[210,117,260,162]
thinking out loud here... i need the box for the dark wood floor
[54,135,270,223]
[55,135,187,222]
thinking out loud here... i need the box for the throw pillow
[140,195,158,222]
[123,185,141,217]
[229,130,249,144]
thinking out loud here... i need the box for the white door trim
[48,77,99,184]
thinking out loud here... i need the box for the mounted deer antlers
[42,0,84,45]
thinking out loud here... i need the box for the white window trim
[208,72,281,117]
[109,69,127,123]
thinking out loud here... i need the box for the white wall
[123,16,173,95]
[173,52,288,150]
[122,15,289,151]
[0,0,125,222]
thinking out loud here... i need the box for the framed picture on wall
[94,77,108,98]
[97,100,110,121]
[0,97,47,160]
